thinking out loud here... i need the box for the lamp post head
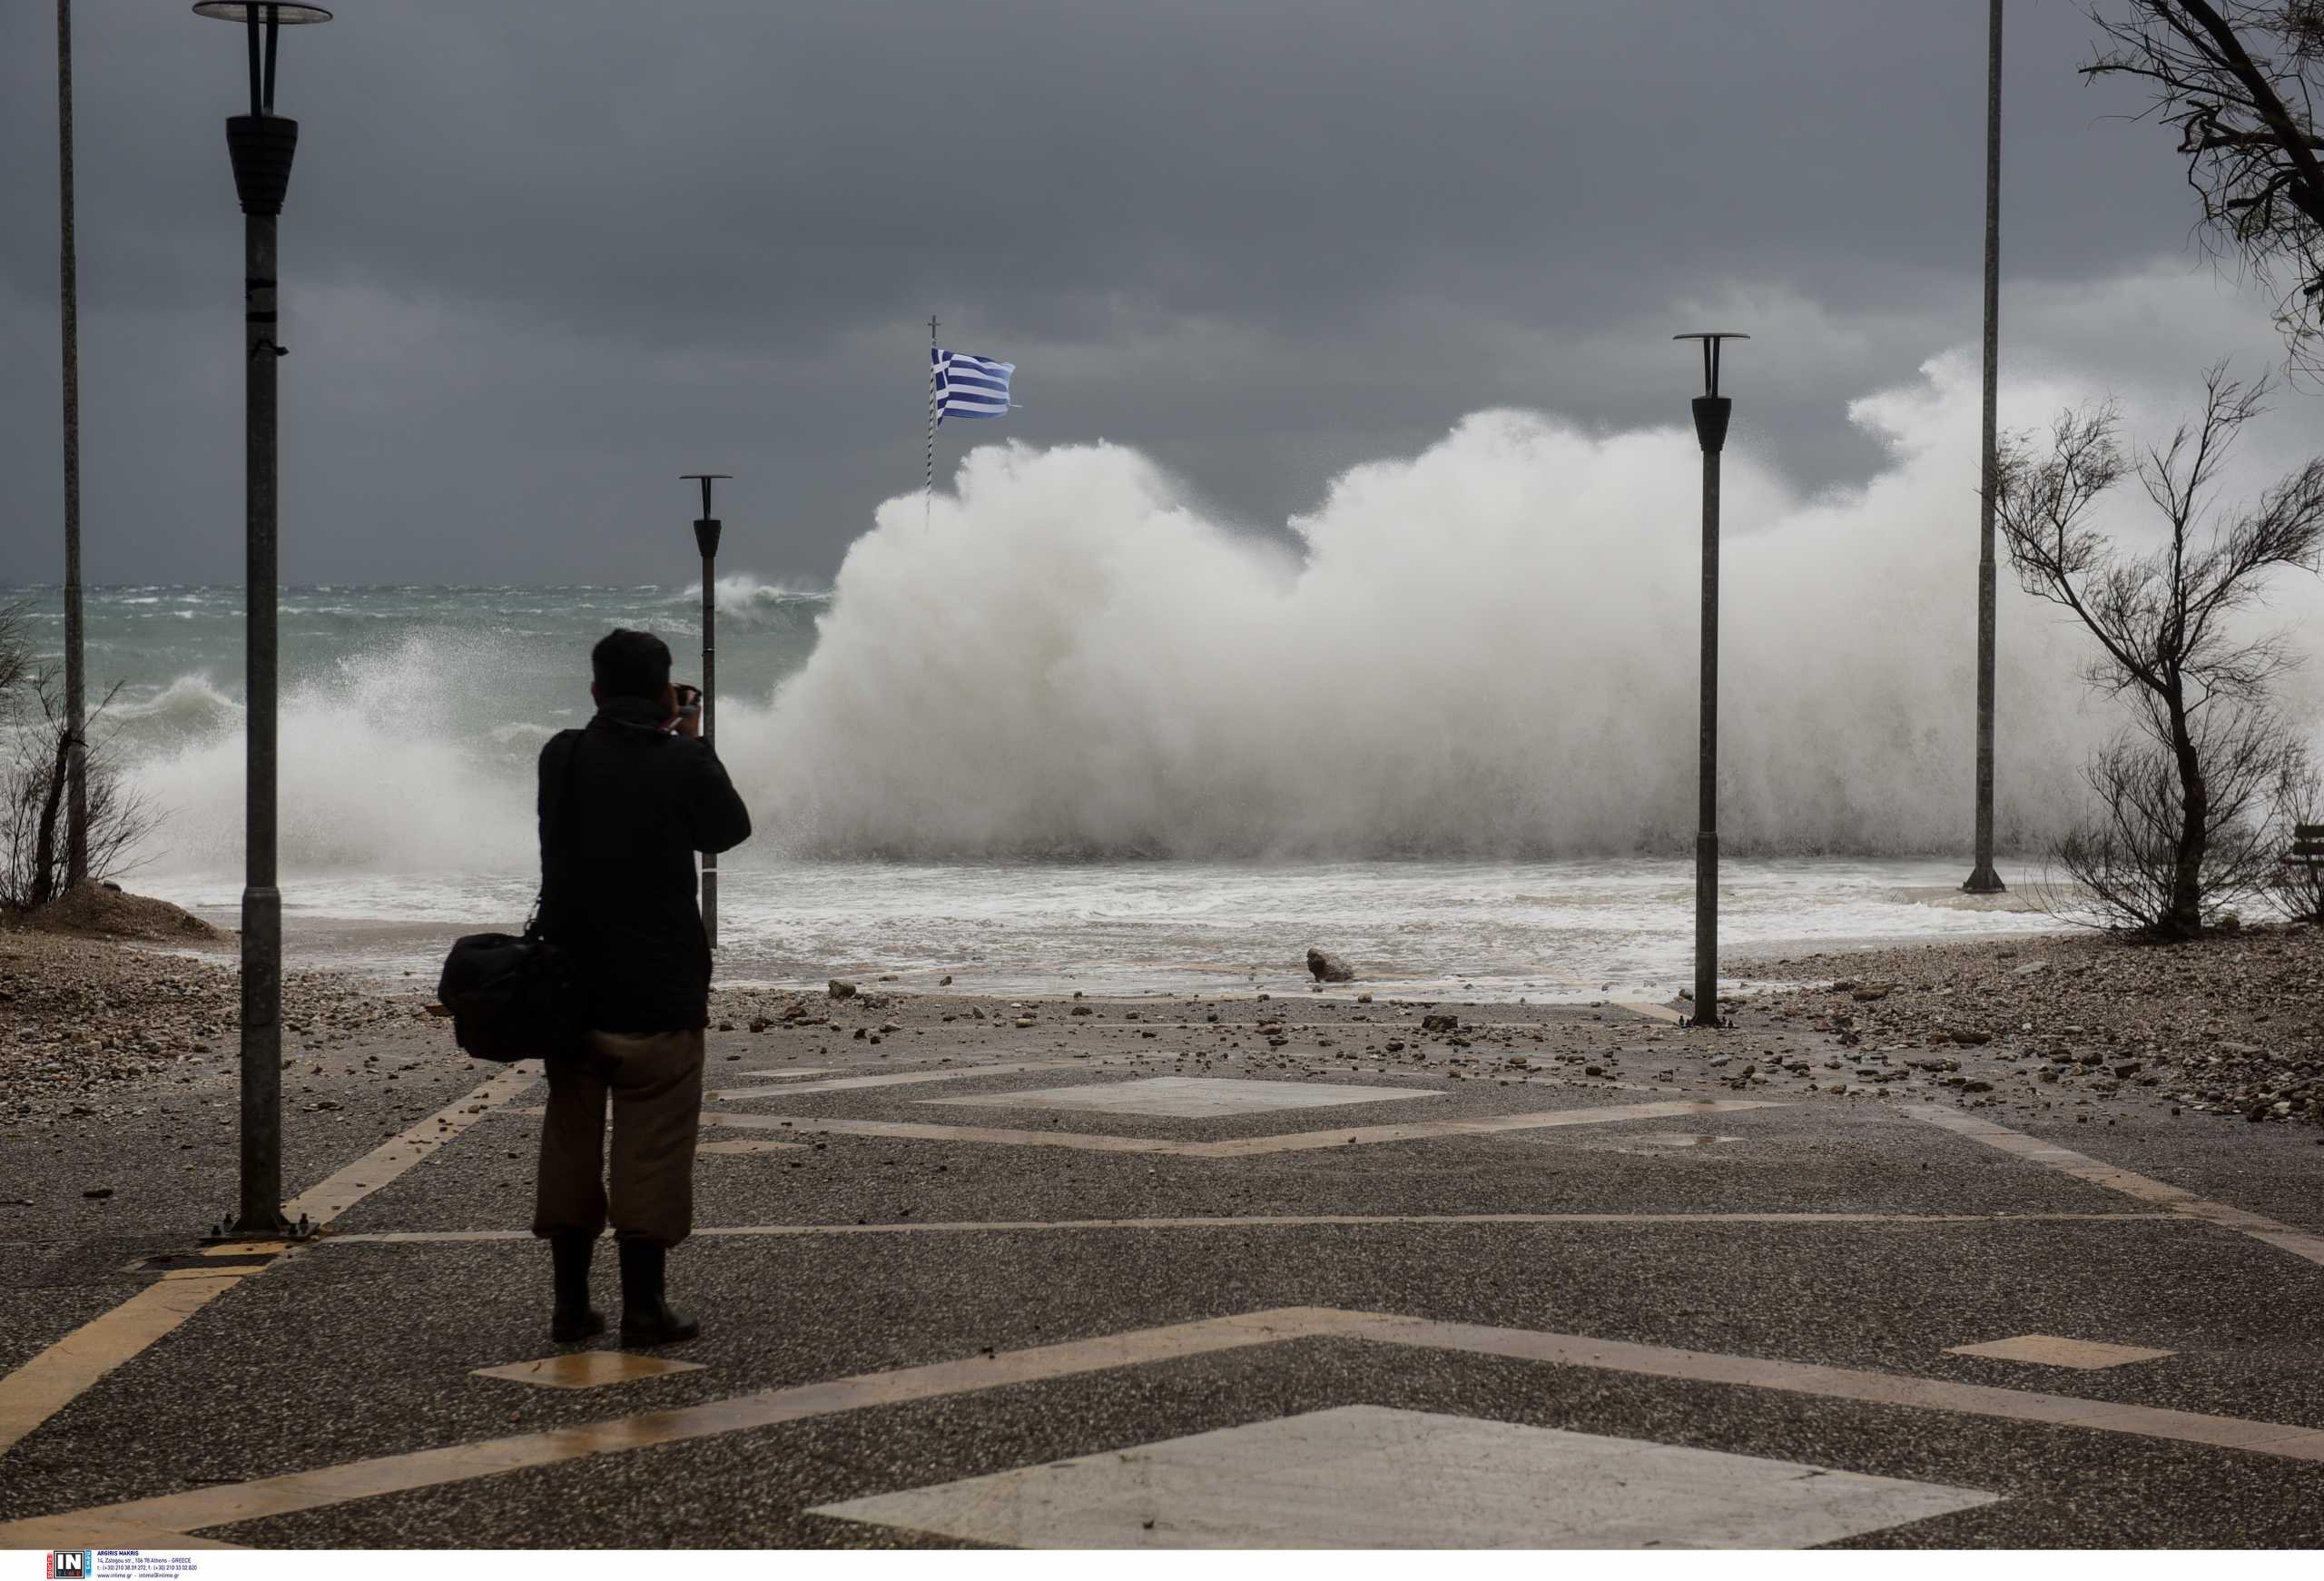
[191,3,333,16]
[197,4,332,214]
[1674,333,1748,455]
[193,4,331,117]
[680,473,733,521]
[682,474,732,558]
[1672,332,1748,399]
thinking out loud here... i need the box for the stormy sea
[19,382,2319,999]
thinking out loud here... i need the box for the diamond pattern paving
[470,1351,706,1390]
[1945,1335,2177,1370]
[919,1075,1443,1118]
[809,1405,2003,1548]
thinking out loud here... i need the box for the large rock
[1306,947,1355,983]
[828,978,857,1000]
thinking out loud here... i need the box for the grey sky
[0,0,2306,586]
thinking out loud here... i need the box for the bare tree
[0,614,155,914]
[0,604,30,697]
[2084,3,2324,373]
[1994,363,2324,935]
[2057,703,2300,930]
[2268,750,2324,918]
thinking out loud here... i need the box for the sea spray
[674,574,832,630]
[82,353,2324,879]
[735,361,2113,857]
[125,627,539,876]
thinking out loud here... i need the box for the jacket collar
[592,694,672,735]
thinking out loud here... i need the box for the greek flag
[931,348,1015,424]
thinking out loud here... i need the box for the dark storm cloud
[0,0,2303,586]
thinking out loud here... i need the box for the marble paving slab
[470,1351,706,1390]
[1945,1335,2176,1370]
[809,1404,2001,1548]
[920,1075,1444,1118]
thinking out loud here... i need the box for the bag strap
[527,728,588,936]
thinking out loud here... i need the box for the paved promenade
[5,990,2323,1547]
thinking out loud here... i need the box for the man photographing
[533,627,753,1345]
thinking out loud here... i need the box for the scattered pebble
[1742,924,2324,1126]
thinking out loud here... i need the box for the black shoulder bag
[435,732,587,1063]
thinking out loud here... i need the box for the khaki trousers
[532,1027,704,1249]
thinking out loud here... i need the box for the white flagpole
[924,312,938,525]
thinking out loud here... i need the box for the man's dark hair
[592,628,673,702]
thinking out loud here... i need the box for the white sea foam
[108,672,242,732]
[489,721,559,747]
[670,574,831,627]
[129,628,535,877]
[115,352,2324,884]
[733,355,2211,858]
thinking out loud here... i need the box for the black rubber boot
[548,1231,606,1343]
[617,1238,700,1347]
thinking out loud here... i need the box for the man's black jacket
[537,695,753,1033]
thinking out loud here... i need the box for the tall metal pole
[1677,333,1746,1030]
[238,186,285,1234]
[1965,0,2006,894]
[683,474,729,949]
[58,0,87,889]
[1695,429,1721,1026]
[209,2,318,1238]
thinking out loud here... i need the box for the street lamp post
[681,474,730,950]
[58,0,87,891]
[1965,0,2007,895]
[1675,332,1747,1031]
[193,1,332,1239]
